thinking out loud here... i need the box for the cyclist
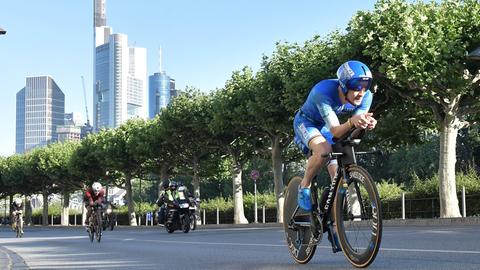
[293,60,377,212]
[11,198,24,234]
[84,182,105,227]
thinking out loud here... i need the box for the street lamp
[0,27,6,35]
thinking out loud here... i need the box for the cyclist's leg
[85,206,92,226]
[18,214,24,234]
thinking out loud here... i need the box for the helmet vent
[361,66,367,75]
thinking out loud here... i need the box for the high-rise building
[148,48,176,118]
[65,112,83,126]
[148,72,171,118]
[16,76,65,153]
[93,0,147,131]
[56,112,84,143]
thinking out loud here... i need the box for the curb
[14,217,480,230]
[0,246,29,270]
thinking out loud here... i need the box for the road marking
[141,239,480,255]
[380,247,480,254]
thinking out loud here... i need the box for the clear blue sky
[0,0,376,157]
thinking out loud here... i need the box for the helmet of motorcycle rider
[14,198,22,207]
[169,181,178,190]
[92,182,102,195]
[161,179,170,189]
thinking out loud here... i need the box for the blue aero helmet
[336,60,373,94]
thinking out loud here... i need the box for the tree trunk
[61,191,70,226]
[8,194,13,216]
[192,156,201,198]
[82,203,87,226]
[105,185,109,202]
[42,190,48,226]
[438,115,462,218]
[25,195,32,226]
[125,173,137,226]
[232,155,248,224]
[158,164,168,198]
[271,135,285,223]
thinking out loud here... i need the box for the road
[0,224,479,270]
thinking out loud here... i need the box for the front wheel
[283,176,317,264]
[95,211,103,242]
[334,165,382,268]
[110,215,116,231]
[189,213,197,231]
[182,215,191,233]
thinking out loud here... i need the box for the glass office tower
[16,76,65,153]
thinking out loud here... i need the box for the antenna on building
[158,46,163,73]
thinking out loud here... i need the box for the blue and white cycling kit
[293,79,372,155]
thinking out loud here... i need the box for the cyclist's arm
[317,102,352,139]
[350,91,374,129]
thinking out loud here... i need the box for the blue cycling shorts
[293,111,335,156]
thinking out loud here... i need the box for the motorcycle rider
[156,180,178,225]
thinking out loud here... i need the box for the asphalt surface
[0,222,480,270]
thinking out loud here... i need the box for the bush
[410,168,480,198]
[376,180,405,201]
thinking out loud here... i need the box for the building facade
[16,76,65,153]
[93,0,147,131]
[148,72,172,118]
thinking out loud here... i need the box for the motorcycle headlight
[180,203,190,209]
[106,208,112,214]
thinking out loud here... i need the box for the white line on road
[141,239,480,255]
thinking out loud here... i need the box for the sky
[0,0,376,157]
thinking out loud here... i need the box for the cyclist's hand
[351,113,372,129]
[366,115,377,130]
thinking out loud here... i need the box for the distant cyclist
[293,60,377,212]
[11,198,24,235]
[84,182,105,226]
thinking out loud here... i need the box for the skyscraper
[93,0,147,131]
[16,76,65,153]
[148,48,176,118]
[148,72,171,118]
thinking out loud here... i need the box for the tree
[348,0,480,217]
[40,142,81,226]
[210,68,258,224]
[104,120,150,225]
[159,90,216,198]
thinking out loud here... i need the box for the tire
[334,165,382,268]
[283,176,317,264]
[18,218,23,238]
[190,214,197,231]
[182,215,191,233]
[88,224,94,242]
[96,211,103,243]
[110,215,116,231]
[165,223,175,233]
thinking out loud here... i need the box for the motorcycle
[164,198,191,233]
[102,202,117,231]
[188,197,201,231]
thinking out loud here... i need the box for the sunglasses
[347,78,372,91]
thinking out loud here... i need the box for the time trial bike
[283,127,382,268]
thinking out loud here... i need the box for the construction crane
[81,76,93,135]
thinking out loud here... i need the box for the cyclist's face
[346,88,365,106]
